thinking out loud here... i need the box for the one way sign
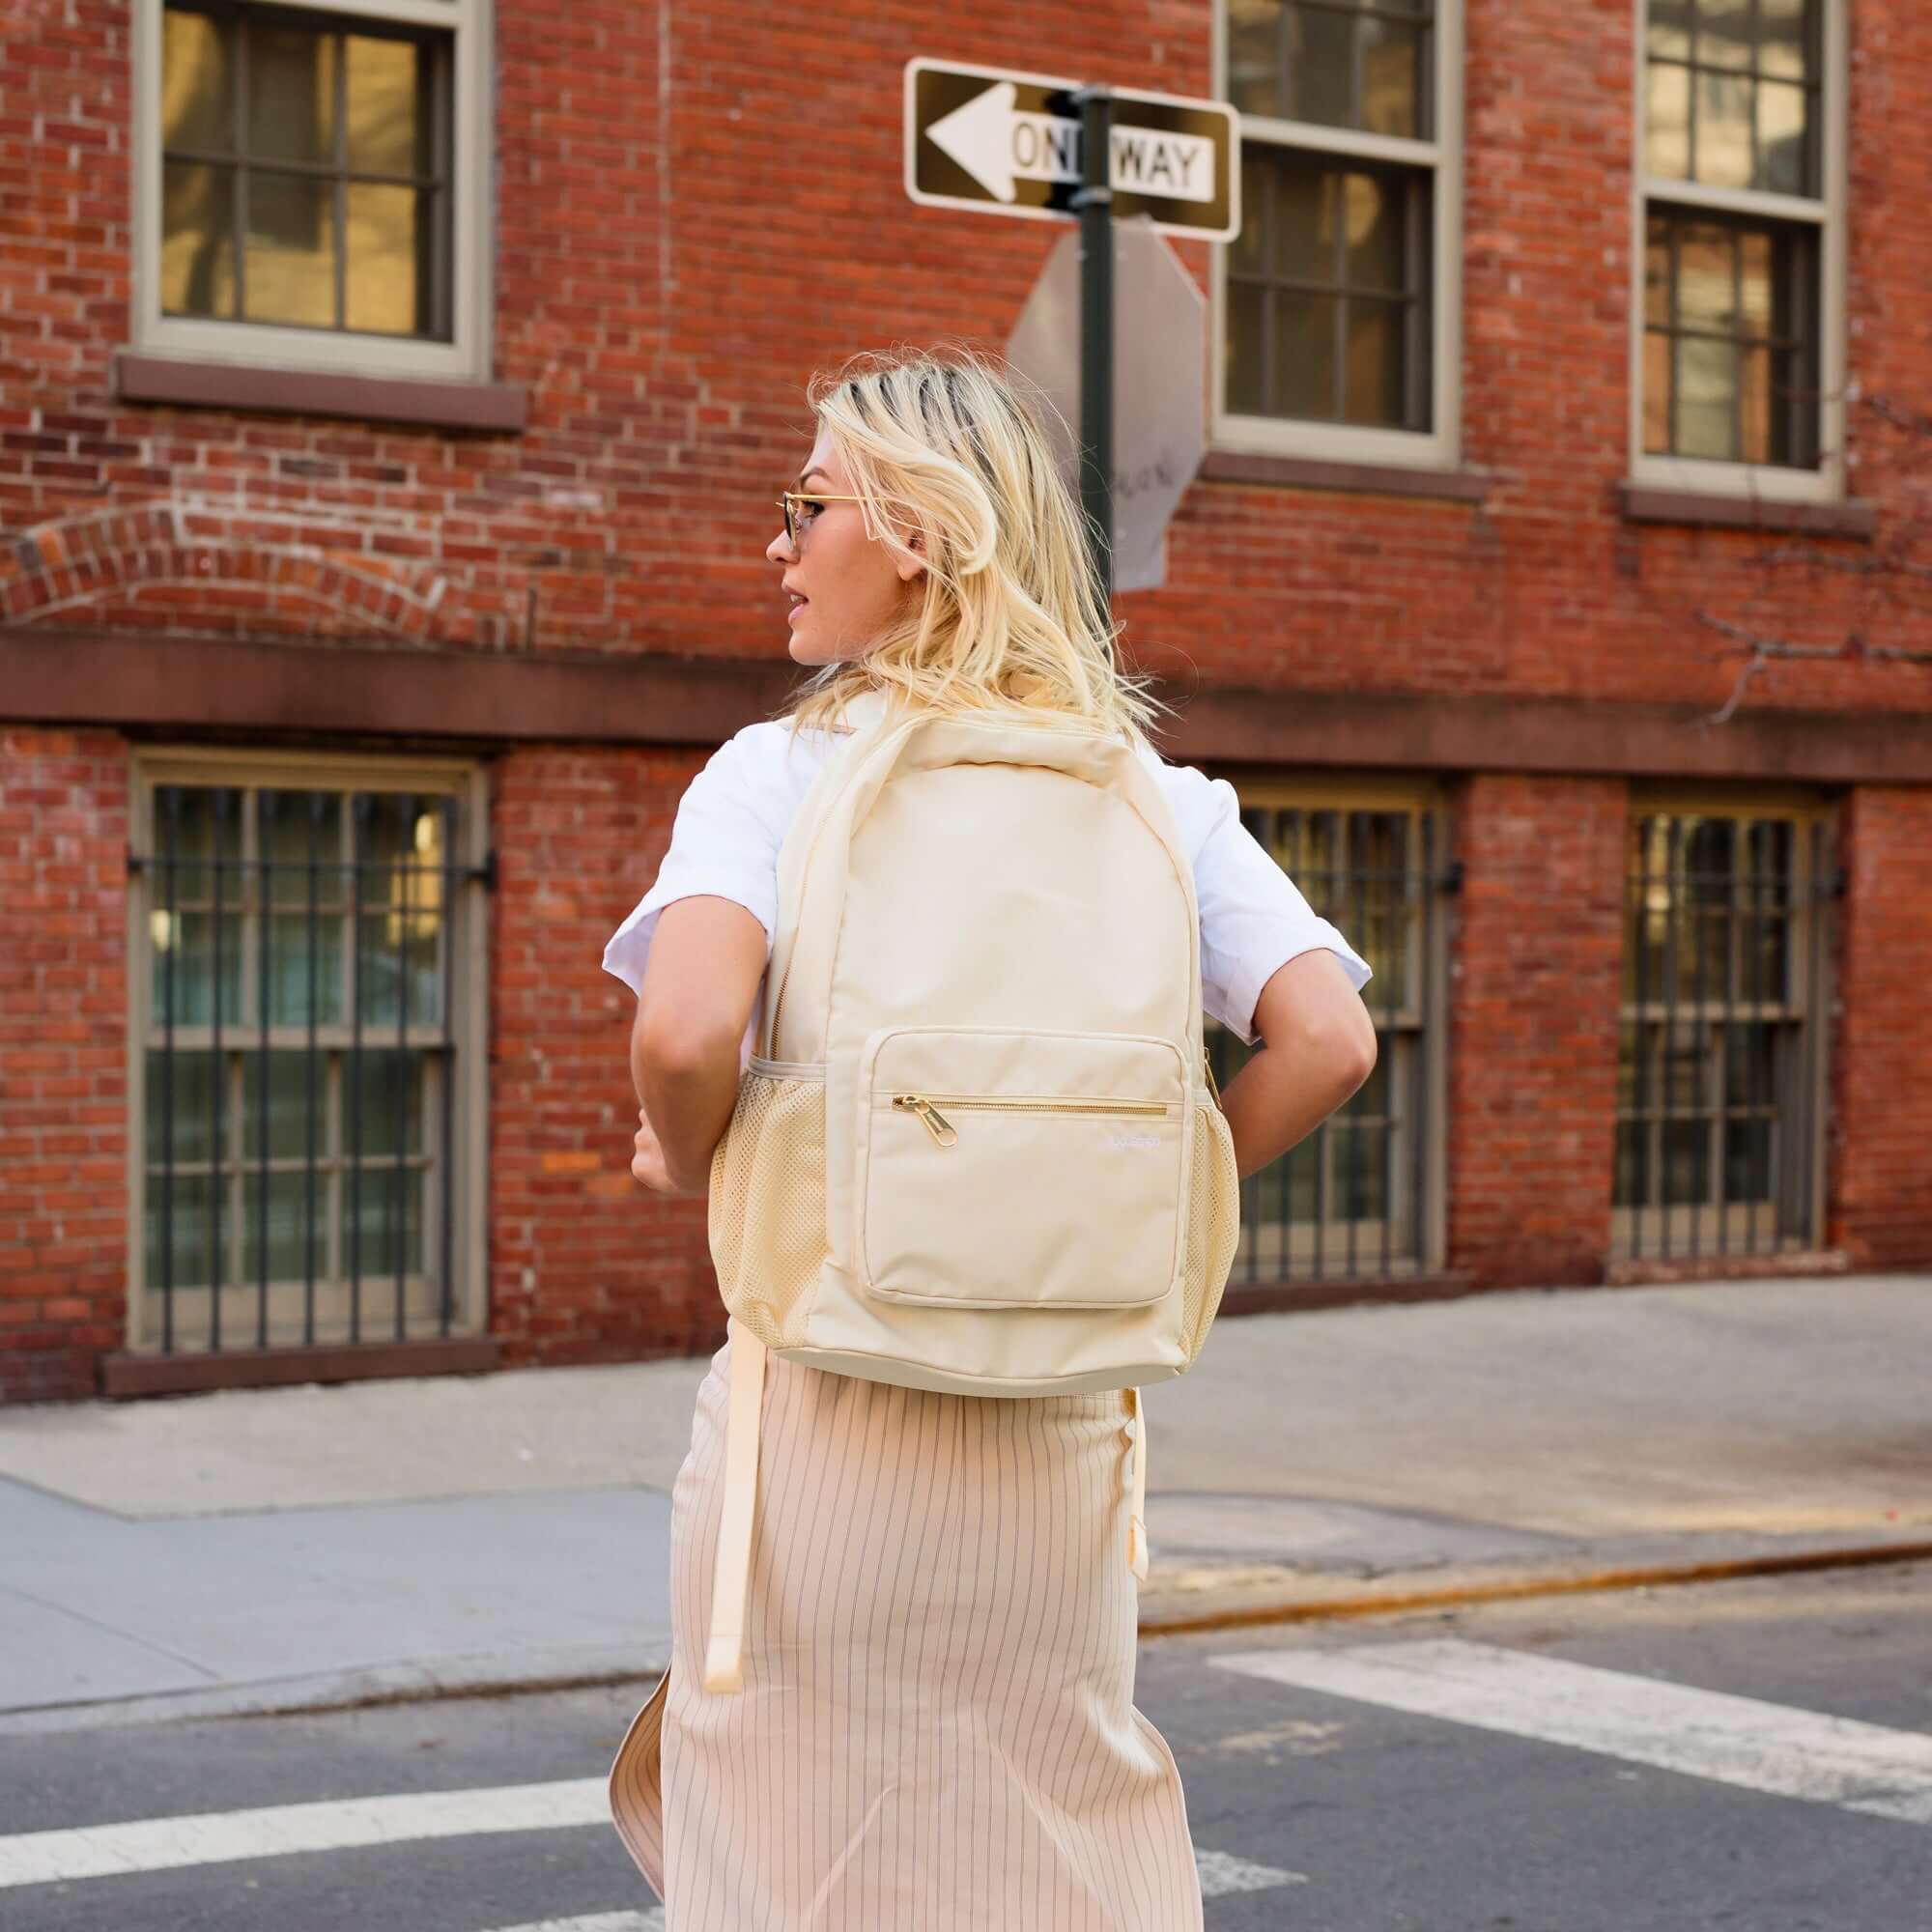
[904,58,1239,242]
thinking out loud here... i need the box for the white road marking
[0,1776,610,1890]
[1195,1846,1306,1894]
[0,1760,1304,1904]
[483,1916,665,1932]
[1214,1638,1932,1826]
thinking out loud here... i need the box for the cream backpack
[699,688,1241,1692]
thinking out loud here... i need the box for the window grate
[130,781,488,1353]
[1207,801,1448,1286]
[1614,807,1833,1261]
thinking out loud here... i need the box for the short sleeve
[600,724,795,1000]
[1164,762,1374,1046]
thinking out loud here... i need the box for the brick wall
[0,728,128,1402]
[489,744,724,1366]
[1832,786,1932,1268]
[1446,775,1627,1289]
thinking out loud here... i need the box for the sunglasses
[776,490,867,549]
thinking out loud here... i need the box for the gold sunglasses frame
[777,491,868,548]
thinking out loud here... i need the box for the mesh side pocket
[1179,1099,1240,1364]
[707,1069,827,1351]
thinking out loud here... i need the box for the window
[128,753,490,1354]
[132,0,493,381]
[1615,803,1833,1261]
[1213,0,1464,469]
[1634,0,1846,499]
[1206,788,1449,1288]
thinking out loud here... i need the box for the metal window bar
[1613,808,1826,1261]
[131,781,486,1354]
[1206,802,1447,1287]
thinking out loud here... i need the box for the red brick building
[4,0,1928,1402]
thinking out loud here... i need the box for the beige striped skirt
[610,1322,1203,1930]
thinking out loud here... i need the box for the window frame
[1628,0,1849,503]
[130,0,495,384]
[123,747,492,1354]
[1612,785,1835,1263]
[1207,775,1451,1287]
[1209,0,1466,471]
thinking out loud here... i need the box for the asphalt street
[4,1559,1927,1931]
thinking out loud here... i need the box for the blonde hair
[779,346,1171,750]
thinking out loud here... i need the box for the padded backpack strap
[1125,1385,1150,1581]
[702,1320,766,1694]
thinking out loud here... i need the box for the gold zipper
[890,1093,1168,1149]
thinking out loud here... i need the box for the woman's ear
[895,526,927,583]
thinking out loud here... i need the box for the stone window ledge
[1618,481,1875,538]
[114,351,527,433]
[1199,448,1490,503]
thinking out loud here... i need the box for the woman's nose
[766,528,794,563]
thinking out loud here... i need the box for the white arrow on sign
[926,81,1217,207]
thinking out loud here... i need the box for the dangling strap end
[702,1322,766,1696]
[1125,1385,1150,1582]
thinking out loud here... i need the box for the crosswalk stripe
[0,1777,611,1890]
[0,1765,1303,1903]
[1213,1638,1932,1825]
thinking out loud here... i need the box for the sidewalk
[2,1273,1927,1730]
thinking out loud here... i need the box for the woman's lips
[787,599,808,625]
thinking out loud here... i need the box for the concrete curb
[1135,1534,1932,1640]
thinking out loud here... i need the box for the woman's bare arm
[630,895,768,1196]
[1216,951,1378,1180]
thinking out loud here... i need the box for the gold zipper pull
[893,1094,958,1147]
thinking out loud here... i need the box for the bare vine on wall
[1693,391,1932,724]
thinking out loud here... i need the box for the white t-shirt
[602,718,1373,1065]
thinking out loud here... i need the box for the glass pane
[1676,334,1738,459]
[1272,161,1333,285]
[146,1048,216,1166]
[1333,1119,1389,1221]
[1642,330,1672,454]
[1723,1022,1776,1110]
[344,1162,424,1279]
[1724,1114,1773,1205]
[1692,69,1754,189]
[238,1050,328,1162]
[1644,219,1672,326]
[1756,0,1811,81]
[1748,916,1791,1006]
[1738,230,1774,332]
[1647,0,1692,60]
[154,787,242,906]
[349,1048,426,1157]
[1344,298,1406,426]
[1360,20,1423,139]
[1287,4,1356,129]
[152,909,244,1028]
[249,23,337,166]
[1663,1117,1711,1206]
[1684,815,1736,904]
[1757,81,1809,194]
[1276,291,1337,419]
[1614,1119,1648,1209]
[1343,172,1403,291]
[355,799,446,1028]
[1226,282,1266,414]
[263,792,346,908]
[1676,223,1737,332]
[1740,345,1773,465]
[244,171,337,327]
[240,1169,326,1284]
[1696,0,1753,70]
[1645,61,1690,178]
[1231,156,1268,277]
[345,183,427,334]
[160,159,238,319]
[1227,0,1284,118]
[146,1169,217,1291]
[162,7,233,154]
[347,34,430,176]
[267,912,346,1027]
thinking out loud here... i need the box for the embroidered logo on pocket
[1103,1132,1162,1151]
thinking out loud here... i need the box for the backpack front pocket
[856,1026,1188,1311]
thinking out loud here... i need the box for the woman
[602,347,1377,1929]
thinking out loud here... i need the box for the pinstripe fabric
[611,1321,1204,1930]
